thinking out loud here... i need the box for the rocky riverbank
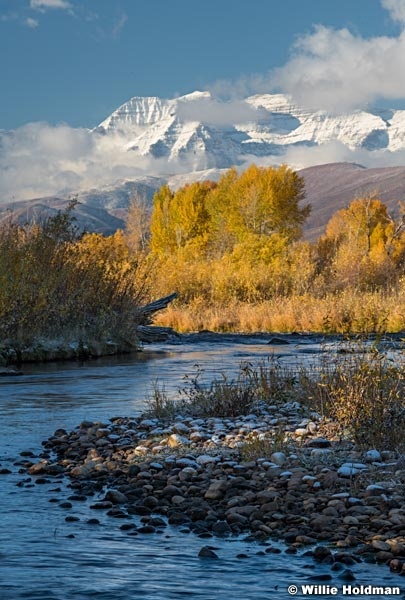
[0,338,141,366]
[22,399,405,578]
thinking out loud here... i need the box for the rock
[198,546,219,559]
[137,525,156,534]
[90,501,113,510]
[176,457,197,468]
[267,337,289,345]
[172,422,190,435]
[365,484,386,496]
[338,463,367,477]
[168,434,190,448]
[312,546,332,561]
[339,569,356,582]
[138,419,156,429]
[179,467,197,480]
[204,480,227,500]
[371,540,391,552]
[196,454,219,466]
[212,521,232,535]
[306,438,331,448]
[271,452,286,466]
[364,449,382,462]
[27,461,48,475]
[104,490,128,504]
[389,559,404,573]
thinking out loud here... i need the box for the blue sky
[3,0,405,203]
[1,0,405,129]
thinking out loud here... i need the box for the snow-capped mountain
[94,90,405,168]
[3,91,405,240]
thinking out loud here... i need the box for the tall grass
[146,348,405,451]
[302,343,405,450]
[153,289,405,334]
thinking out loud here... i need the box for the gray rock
[198,546,219,559]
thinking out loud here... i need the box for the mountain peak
[95,90,405,170]
[177,90,212,102]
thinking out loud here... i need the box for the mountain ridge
[94,91,405,166]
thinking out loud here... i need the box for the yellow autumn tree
[206,164,310,255]
[150,181,214,257]
[321,197,403,289]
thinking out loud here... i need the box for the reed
[154,290,405,334]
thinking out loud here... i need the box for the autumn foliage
[143,166,405,333]
[0,205,149,348]
[3,164,405,349]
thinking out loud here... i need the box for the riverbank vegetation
[139,165,405,333]
[146,346,405,452]
[3,161,405,358]
[0,203,150,359]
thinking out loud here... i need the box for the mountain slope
[301,162,405,240]
[2,163,405,241]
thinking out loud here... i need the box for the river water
[0,334,403,599]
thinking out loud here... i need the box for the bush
[308,344,405,451]
[0,208,150,348]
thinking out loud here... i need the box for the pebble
[21,403,405,577]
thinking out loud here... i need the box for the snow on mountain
[93,91,405,170]
[3,91,405,239]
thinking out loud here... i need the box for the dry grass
[154,290,405,334]
[0,210,149,348]
[303,344,405,451]
[146,348,405,452]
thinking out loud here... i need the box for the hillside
[2,163,405,240]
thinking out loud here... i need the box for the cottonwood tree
[125,192,153,254]
[320,197,405,289]
[206,164,310,255]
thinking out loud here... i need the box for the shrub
[309,344,405,451]
[0,208,150,348]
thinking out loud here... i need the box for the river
[0,334,403,599]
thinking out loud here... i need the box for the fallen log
[135,292,178,342]
[136,325,179,343]
[135,292,178,324]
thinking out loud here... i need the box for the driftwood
[136,292,178,324]
[135,292,178,342]
[136,325,178,343]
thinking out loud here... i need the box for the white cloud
[112,12,127,39]
[0,122,193,202]
[3,116,405,204]
[30,0,72,11]
[381,0,405,24]
[270,25,405,113]
[25,17,39,28]
[177,96,262,126]
[210,0,405,114]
